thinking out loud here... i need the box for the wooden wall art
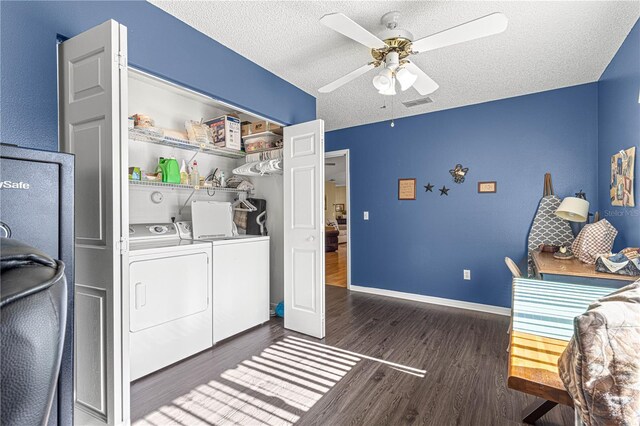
[398,178,417,200]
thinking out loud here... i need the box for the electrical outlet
[364,211,369,220]
[464,269,471,280]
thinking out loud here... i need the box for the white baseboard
[349,285,510,316]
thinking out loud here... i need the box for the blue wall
[0,1,315,152]
[326,84,599,308]
[598,19,640,250]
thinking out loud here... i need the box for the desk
[507,278,613,424]
[532,251,636,287]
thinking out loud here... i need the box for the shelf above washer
[129,179,249,194]
[129,128,246,160]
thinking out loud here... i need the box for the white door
[283,120,326,339]
[59,20,129,426]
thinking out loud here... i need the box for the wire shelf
[129,128,246,159]
[129,179,249,193]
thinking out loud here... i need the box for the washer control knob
[151,225,167,234]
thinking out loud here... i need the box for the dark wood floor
[131,286,573,425]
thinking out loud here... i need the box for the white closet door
[59,20,129,426]
[283,120,326,339]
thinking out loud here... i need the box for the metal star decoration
[439,186,449,196]
[449,164,469,184]
[424,183,434,192]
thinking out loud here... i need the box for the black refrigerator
[0,144,74,426]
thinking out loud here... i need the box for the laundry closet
[126,68,276,382]
[58,20,326,426]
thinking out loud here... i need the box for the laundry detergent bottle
[156,157,181,184]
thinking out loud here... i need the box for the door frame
[325,149,351,289]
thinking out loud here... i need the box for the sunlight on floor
[134,336,426,425]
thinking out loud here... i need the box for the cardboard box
[204,115,242,150]
[250,121,282,135]
[241,124,252,137]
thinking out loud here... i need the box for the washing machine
[128,223,213,380]
[176,201,270,344]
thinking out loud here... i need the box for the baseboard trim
[349,285,510,316]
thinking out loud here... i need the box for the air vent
[402,97,433,108]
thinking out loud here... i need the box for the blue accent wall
[0,1,315,152]
[598,19,640,250]
[326,84,599,308]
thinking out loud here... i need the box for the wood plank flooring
[131,286,573,425]
[325,243,347,287]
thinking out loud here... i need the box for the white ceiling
[325,154,347,185]
[151,1,639,131]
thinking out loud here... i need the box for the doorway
[325,150,350,288]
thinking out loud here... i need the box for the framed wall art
[478,181,497,193]
[610,146,635,207]
[398,178,417,200]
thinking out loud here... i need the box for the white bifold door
[59,20,129,425]
[283,120,326,339]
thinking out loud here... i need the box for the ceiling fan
[318,11,508,96]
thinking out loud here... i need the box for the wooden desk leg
[522,399,558,424]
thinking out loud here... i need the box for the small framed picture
[478,181,497,193]
[398,178,417,200]
[334,204,344,212]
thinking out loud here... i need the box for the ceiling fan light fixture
[385,51,400,70]
[396,67,417,91]
[378,76,397,96]
[373,67,393,91]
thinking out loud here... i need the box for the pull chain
[390,95,395,128]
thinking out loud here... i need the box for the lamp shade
[555,197,589,222]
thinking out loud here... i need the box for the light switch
[364,211,369,220]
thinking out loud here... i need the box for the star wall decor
[439,186,449,196]
[449,164,469,184]
[424,183,434,192]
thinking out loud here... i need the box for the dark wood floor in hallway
[131,286,573,426]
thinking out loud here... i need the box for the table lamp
[555,197,590,222]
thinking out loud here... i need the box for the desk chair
[505,257,523,278]
[505,257,522,351]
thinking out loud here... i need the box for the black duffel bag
[1,238,67,426]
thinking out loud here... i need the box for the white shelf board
[129,179,249,193]
[129,128,246,159]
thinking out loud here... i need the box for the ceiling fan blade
[320,13,386,49]
[318,63,376,93]
[411,13,508,54]
[404,61,439,95]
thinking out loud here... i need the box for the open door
[59,20,129,425]
[283,120,326,339]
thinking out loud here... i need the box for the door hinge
[114,52,127,70]
[117,237,129,255]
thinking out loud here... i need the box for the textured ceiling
[151,1,639,131]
